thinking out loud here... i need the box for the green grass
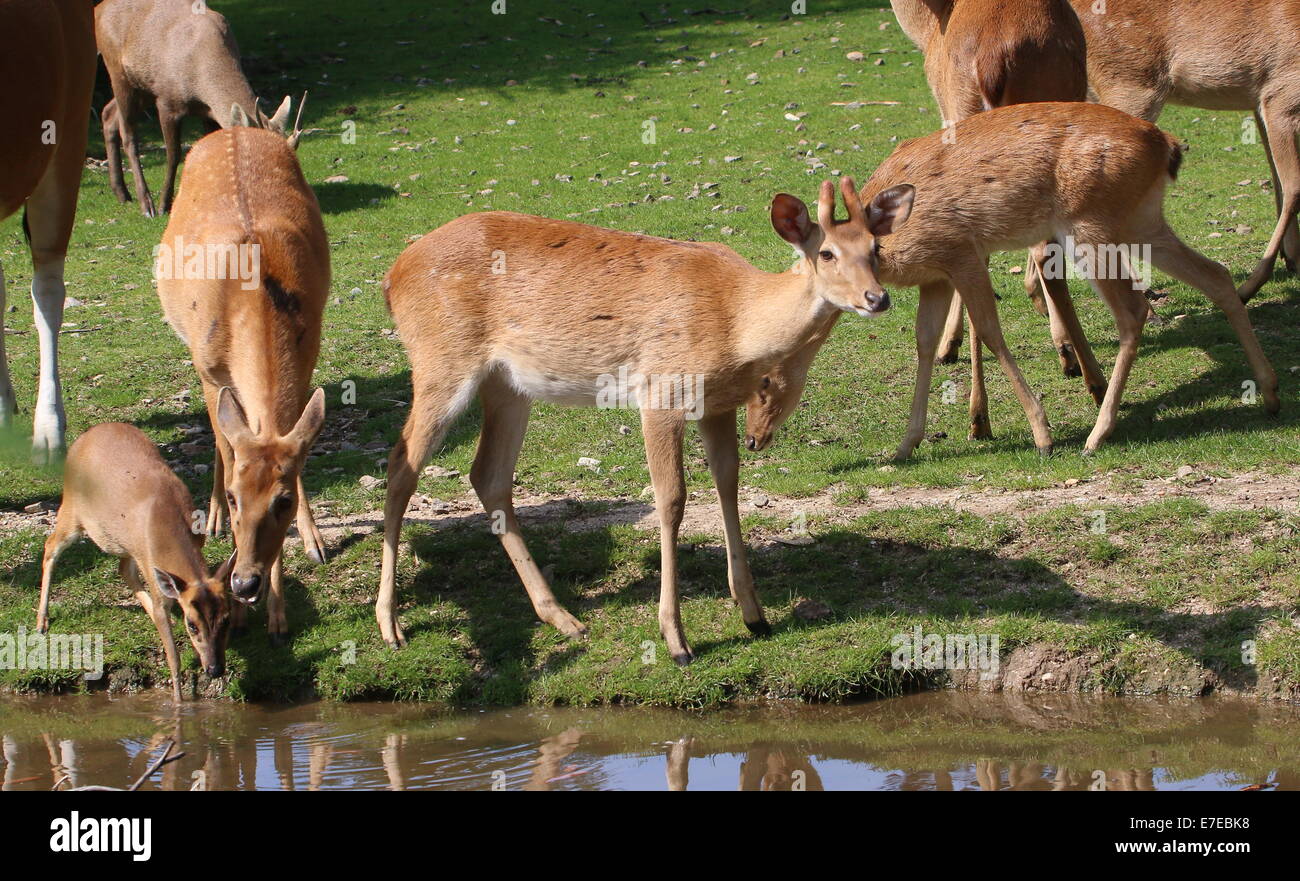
[0,0,1297,705]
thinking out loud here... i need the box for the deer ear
[288,387,326,453]
[153,569,183,600]
[771,194,814,246]
[229,102,252,128]
[213,551,238,585]
[867,184,915,237]
[268,95,292,132]
[216,386,255,446]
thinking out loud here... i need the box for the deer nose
[865,290,890,313]
[231,573,262,602]
[745,435,758,451]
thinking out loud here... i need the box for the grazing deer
[1068,0,1300,301]
[890,0,1103,399]
[95,0,299,217]
[376,178,913,664]
[36,422,234,702]
[745,104,1280,457]
[0,0,95,462]
[157,126,328,645]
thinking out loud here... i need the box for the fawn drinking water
[36,422,234,702]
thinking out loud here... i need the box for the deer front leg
[101,99,131,204]
[295,473,327,564]
[266,552,287,646]
[1256,110,1300,274]
[37,514,81,634]
[202,382,231,538]
[110,84,156,218]
[157,100,183,215]
[642,408,692,665]
[1081,280,1149,453]
[897,280,953,460]
[698,408,769,636]
[125,560,183,702]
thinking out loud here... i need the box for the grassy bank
[0,0,1297,705]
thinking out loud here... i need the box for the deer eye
[761,377,771,389]
[271,494,294,515]
[187,621,199,635]
[818,250,835,261]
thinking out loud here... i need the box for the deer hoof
[746,618,772,638]
[671,649,696,667]
[268,632,288,648]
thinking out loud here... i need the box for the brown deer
[95,0,299,217]
[890,0,1105,408]
[36,422,234,702]
[376,178,913,664]
[744,103,1280,457]
[1068,0,1300,301]
[157,126,328,645]
[0,0,95,462]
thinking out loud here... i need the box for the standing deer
[376,178,913,664]
[36,422,234,702]
[157,126,328,645]
[95,0,299,217]
[1069,0,1300,301]
[744,104,1279,457]
[890,0,1105,414]
[0,0,95,462]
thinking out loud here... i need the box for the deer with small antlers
[376,178,913,664]
[37,423,234,702]
[157,126,328,645]
[1068,0,1300,301]
[890,0,1105,408]
[745,103,1280,458]
[0,0,95,463]
[95,0,302,217]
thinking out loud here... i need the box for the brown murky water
[1,692,1296,791]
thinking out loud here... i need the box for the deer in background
[158,127,328,645]
[744,104,1279,458]
[1068,0,1300,302]
[890,0,1108,430]
[0,0,95,463]
[96,0,299,217]
[36,422,234,702]
[376,178,913,664]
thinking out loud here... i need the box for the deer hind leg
[125,559,183,702]
[471,373,585,637]
[0,263,13,424]
[935,293,964,364]
[1240,99,1300,301]
[1148,223,1281,415]
[698,408,769,636]
[1256,110,1300,275]
[641,407,692,665]
[896,280,954,460]
[378,368,482,648]
[111,82,156,218]
[967,314,991,440]
[37,510,82,633]
[1034,241,1109,405]
[956,265,1054,455]
[295,472,326,565]
[102,99,131,204]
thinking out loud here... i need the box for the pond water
[1,691,1296,791]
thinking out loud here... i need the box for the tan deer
[744,103,1280,457]
[0,0,95,463]
[96,0,300,217]
[36,422,234,702]
[890,0,1105,406]
[1068,0,1300,301]
[157,126,328,645]
[376,178,913,664]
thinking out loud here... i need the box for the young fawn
[157,127,328,645]
[746,103,1280,457]
[37,423,234,702]
[891,0,1098,378]
[376,178,913,664]
[1069,0,1300,300]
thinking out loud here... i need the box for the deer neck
[734,263,838,367]
[144,498,206,586]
